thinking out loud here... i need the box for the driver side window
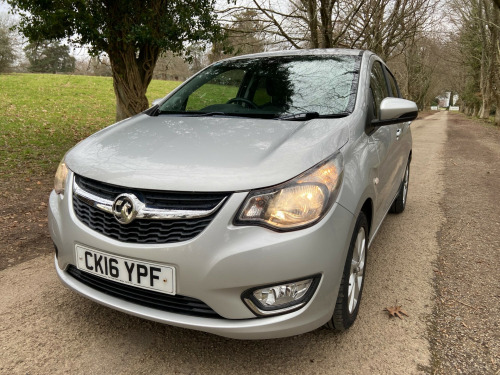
[370,61,389,119]
[186,69,245,111]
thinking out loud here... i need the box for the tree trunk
[304,0,319,48]
[371,4,386,57]
[319,0,333,47]
[495,101,500,125]
[491,5,500,125]
[478,0,493,119]
[108,43,160,121]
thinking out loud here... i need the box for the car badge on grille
[112,193,140,224]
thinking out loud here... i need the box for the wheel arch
[359,198,373,238]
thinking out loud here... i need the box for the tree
[228,0,436,60]
[209,9,267,63]
[224,0,440,109]
[73,55,112,76]
[24,41,75,73]
[344,0,436,60]
[153,51,191,81]
[0,15,16,73]
[224,0,365,49]
[8,0,221,120]
[385,32,451,110]
[448,0,500,124]
[89,56,113,77]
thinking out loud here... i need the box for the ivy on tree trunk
[108,44,160,120]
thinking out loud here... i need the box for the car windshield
[158,55,361,119]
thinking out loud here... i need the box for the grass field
[0,73,181,178]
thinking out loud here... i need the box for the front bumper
[49,172,355,339]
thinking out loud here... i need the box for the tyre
[326,212,368,331]
[390,161,410,214]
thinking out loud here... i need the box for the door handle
[396,128,402,138]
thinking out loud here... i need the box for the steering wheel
[226,98,258,109]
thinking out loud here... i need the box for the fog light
[242,275,320,316]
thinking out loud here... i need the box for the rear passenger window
[370,61,389,118]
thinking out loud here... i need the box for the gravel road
[431,113,500,374]
[0,112,494,375]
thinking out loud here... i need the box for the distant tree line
[0,13,16,73]
[446,0,499,124]
[24,41,75,73]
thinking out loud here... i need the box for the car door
[369,60,400,227]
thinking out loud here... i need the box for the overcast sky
[0,1,11,14]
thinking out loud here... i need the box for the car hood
[66,114,350,192]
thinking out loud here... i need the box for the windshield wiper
[158,111,277,119]
[320,112,350,118]
[187,112,227,117]
[158,110,227,117]
[276,112,320,121]
[276,112,351,121]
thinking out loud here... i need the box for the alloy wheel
[402,165,409,206]
[348,227,366,314]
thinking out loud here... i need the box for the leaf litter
[384,305,409,320]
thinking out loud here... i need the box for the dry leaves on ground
[384,305,409,319]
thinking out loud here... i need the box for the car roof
[222,48,370,62]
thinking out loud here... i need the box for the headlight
[54,159,68,195]
[235,153,343,230]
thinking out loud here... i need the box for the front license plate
[75,244,175,295]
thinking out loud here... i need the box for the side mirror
[374,98,418,126]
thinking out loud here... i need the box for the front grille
[75,175,227,211]
[67,265,223,319]
[73,175,229,244]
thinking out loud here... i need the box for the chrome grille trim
[71,174,229,244]
[73,178,227,220]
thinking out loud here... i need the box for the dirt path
[0,111,469,374]
[0,175,53,271]
[431,114,500,374]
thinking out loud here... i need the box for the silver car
[49,49,417,339]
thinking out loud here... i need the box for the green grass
[183,83,271,110]
[0,73,181,177]
[185,83,239,111]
